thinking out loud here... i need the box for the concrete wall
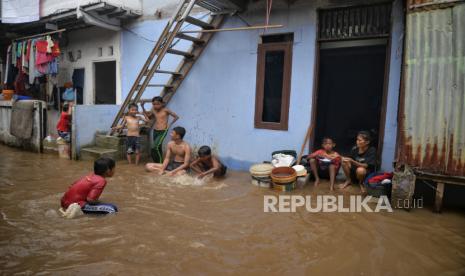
[120,0,404,171]
[72,104,121,157]
[57,26,122,105]
[0,100,46,152]
[40,0,142,17]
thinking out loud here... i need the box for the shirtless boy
[145,126,191,176]
[113,103,148,165]
[142,96,179,163]
[190,146,227,179]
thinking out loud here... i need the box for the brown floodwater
[1,144,465,275]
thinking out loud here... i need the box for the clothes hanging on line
[6,35,61,86]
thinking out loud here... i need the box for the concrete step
[80,147,120,161]
[95,134,125,149]
[43,138,58,154]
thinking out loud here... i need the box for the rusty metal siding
[408,0,464,10]
[398,3,465,176]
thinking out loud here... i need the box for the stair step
[185,16,214,29]
[155,70,183,76]
[80,147,120,161]
[96,134,125,148]
[175,33,205,44]
[167,48,194,58]
[143,69,183,77]
[137,84,174,89]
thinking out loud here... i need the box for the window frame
[254,41,293,131]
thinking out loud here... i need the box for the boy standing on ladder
[142,96,179,163]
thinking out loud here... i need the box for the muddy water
[1,145,465,275]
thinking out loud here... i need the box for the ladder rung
[175,33,205,44]
[185,16,214,29]
[167,49,194,58]
[143,69,183,77]
[155,70,183,76]
[138,84,174,88]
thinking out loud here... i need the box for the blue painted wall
[120,1,403,171]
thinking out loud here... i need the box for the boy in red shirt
[56,103,72,142]
[61,157,117,214]
[308,137,341,191]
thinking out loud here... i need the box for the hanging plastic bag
[62,87,75,101]
[391,165,416,209]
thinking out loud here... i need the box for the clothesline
[5,32,62,87]
[13,28,66,42]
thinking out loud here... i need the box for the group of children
[112,96,227,179]
[307,131,377,193]
[60,96,227,216]
[60,96,376,215]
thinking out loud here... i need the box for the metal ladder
[109,0,224,135]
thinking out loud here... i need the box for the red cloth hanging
[51,40,60,57]
[36,40,48,53]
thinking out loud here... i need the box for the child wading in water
[145,126,191,176]
[61,157,117,215]
[113,103,148,165]
[308,137,341,191]
[142,96,179,164]
[190,146,227,179]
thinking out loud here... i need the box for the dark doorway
[94,61,116,104]
[72,68,84,105]
[313,43,387,155]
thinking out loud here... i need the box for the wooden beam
[175,33,205,44]
[434,182,445,213]
[13,28,66,41]
[185,16,214,29]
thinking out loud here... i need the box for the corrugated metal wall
[398,3,465,176]
[408,0,464,9]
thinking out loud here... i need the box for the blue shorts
[126,136,140,154]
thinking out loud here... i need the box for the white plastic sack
[59,203,84,219]
[271,154,295,168]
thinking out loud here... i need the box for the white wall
[58,26,122,105]
[140,0,197,17]
[40,0,142,17]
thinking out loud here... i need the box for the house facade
[118,0,404,171]
[2,0,464,179]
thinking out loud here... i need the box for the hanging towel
[46,35,54,53]
[4,45,11,84]
[10,100,35,139]
[11,42,17,66]
[20,41,27,74]
[29,39,36,84]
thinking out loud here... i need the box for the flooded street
[1,145,465,275]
